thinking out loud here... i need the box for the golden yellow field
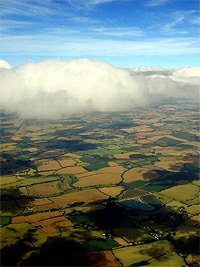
[12,210,63,223]
[33,216,73,234]
[137,139,152,145]
[113,236,129,247]
[123,166,159,183]
[57,158,77,167]
[98,186,124,197]
[50,189,108,208]
[38,170,56,176]
[76,165,124,179]
[153,156,185,171]
[97,166,124,174]
[23,147,38,152]
[74,173,122,187]
[11,136,23,141]
[17,197,53,208]
[27,181,60,196]
[0,176,19,186]
[37,160,61,171]
[56,166,87,175]
[18,189,108,212]
[1,143,18,152]
[108,161,121,167]
[62,153,81,159]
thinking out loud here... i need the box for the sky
[0,0,200,67]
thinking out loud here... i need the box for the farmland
[0,99,199,266]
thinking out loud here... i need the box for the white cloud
[0,60,12,70]
[0,59,199,119]
[171,67,200,85]
[173,67,200,77]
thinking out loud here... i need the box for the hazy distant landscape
[1,98,199,266]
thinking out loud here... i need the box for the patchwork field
[0,99,199,266]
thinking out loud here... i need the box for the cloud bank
[0,60,12,70]
[0,59,199,119]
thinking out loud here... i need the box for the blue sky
[0,0,200,67]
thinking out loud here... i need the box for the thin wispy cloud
[92,27,144,37]
[0,0,55,16]
[190,17,200,25]
[0,19,33,31]
[161,10,199,34]
[71,16,98,24]
[66,0,129,8]
[162,14,186,34]
[1,28,199,56]
[146,0,170,7]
